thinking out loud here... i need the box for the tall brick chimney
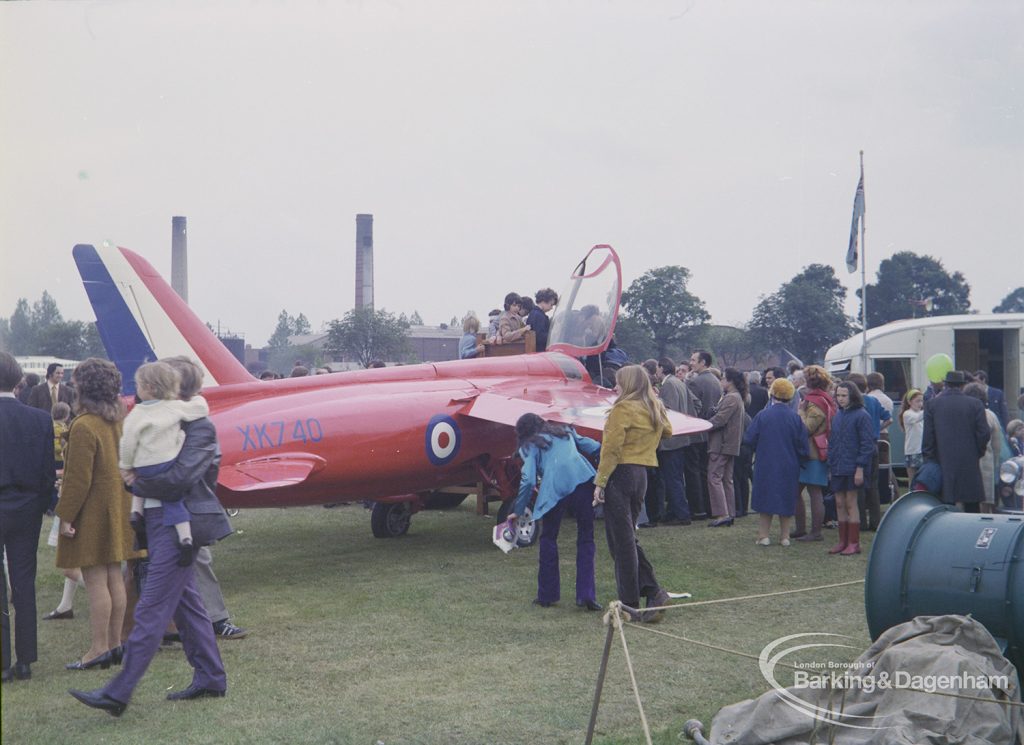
[355,213,374,310]
[171,216,188,302]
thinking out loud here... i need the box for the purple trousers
[536,480,596,605]
[104,507,226,703]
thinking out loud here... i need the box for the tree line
[262,307,413,371]
[3,251,1022,369]
[0,292,106,359]
[619,251,1023,367]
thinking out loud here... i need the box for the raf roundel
[425,414,462,466]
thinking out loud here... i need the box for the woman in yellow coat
[593,365,674,621]
[56,358,138,670]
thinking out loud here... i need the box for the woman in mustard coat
[593,365,674,621]
[56,358,137,670]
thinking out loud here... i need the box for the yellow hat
[770,378,796,402]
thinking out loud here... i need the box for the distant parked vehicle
[825,313,1023,404]
[825,313,1024,474]
[15,356,81,376]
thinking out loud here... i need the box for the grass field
[1,501,872,745]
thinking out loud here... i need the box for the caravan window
[873,358,912,401]
[828,359,851,376]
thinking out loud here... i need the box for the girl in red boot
[827,382,875,555]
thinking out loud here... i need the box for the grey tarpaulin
[709,615,1022,745]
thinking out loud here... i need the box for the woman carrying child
[69,358,228,716]
[119,361,209,566]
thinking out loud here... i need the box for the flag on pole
[846,168,865,273]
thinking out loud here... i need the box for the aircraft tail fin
[73,243,252,394]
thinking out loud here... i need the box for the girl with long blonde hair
[593,365,673,621]
[612,364,668,426]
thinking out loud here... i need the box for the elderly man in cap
[922,370,991,512]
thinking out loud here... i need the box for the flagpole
[859,150,868,374]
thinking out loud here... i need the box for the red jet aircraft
[74,243,710,537]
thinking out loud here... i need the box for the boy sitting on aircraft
[119,361,209,566]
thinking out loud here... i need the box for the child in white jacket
[119,361,209,566]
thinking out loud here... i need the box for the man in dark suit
[746,372,769,417]
[923,370,990,512]
[16,373,39,404]
[0,353,56,683]
[26,362,75,413]
[975,370,1010,430]
[651,358,695,526]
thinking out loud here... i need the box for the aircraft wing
[462,390,711,439]
[218,453,327,492]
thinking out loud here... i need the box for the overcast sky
[2,1,1021,348]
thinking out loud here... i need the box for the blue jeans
[658,448,690,520]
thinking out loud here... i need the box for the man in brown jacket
[685,349,722,519]
[705,368,746,527]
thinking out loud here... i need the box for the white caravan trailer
[824,313,1024,419]
[15,356,81,377]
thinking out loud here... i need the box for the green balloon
[926,353,953,383]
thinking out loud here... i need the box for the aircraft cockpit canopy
[547,245,622,359]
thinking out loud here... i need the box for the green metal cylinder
[865,491,1024,671]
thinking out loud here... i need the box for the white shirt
[867,389,894,415]
[903,408,924,456]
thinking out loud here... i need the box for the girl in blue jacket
[827,381,876,555]
[509,413,602,610]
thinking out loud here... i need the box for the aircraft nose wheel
[371,502,412,538]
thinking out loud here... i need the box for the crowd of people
[4,340,1023,695]
[1,353,245,716]
[511,348,1024,618]
[460,288,560,358]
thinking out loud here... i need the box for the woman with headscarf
[56,358,137,670]
[792,366,836,542]
[592,365,673,622]
[508,413,601,611]
[743,378,809,546]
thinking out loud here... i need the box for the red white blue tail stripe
[73,243,251,395]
